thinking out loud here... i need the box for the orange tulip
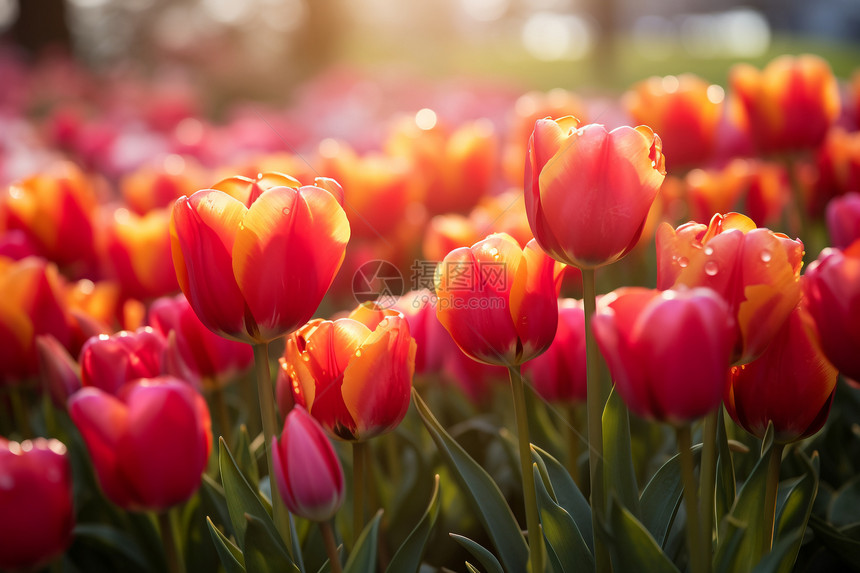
[624,74,723,171]
[730,54,840,154]
[170,173,349,343]
[685,159,754,224]
[813,127,860,216]
[279,305,416,441]
[435,233,562,366]
[525,118,665,269]
[120,158,203,215]
[656,212,804,363]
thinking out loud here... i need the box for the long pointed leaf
[639,444,703,548]
[715,409,736,534]
[605,495,680,573]
[603,388,640,517]
[533,465,594,572]
[344,511,382,573]
[531,445,593,552]
[206,517,246,573]
[243,514,299,573]
[386,475,441,573]
[450,534,504,573]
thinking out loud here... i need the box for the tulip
[120,159,203,215]
[730,54,840,154]
[522,298,587,404]
[525,117,666,269]
[623,74,723,170]
[803,244,860,386]
[684,159,753,224]
[68,376,212,511]
[80,327,168,394]
[37,334,82,408]
[592,287,734,424]
[149,294,254,388]
[101,207,179,301]
[725,304,837,443]
[826,193,860,250]
[170,172,350,343]
[271,406,345,522]
[0,437,74,571]
[812,128,860,217]
[434,233,562,366]
[279,304,416,441]
[656,212,804,364]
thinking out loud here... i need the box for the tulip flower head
[272,406,345,522]
[592,287,734,425]
[0,437,74,572]
[79,327,168,394]
[434,233,562,367]
[525,117,666,269]
[826,193,860,250]
[170,172,350,343]
[68,376,212,511]
[279,304,416,441]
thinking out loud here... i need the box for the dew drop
[760,250,772,263]
[704,260,719,276]
[355,349,362,358]
[678,256,688,268]
[301,355,310,362]
[703,246,714,256]
[282,207,291,216]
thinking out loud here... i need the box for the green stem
[582,267,610,573]
[677,426,706,573]
[320,520,343,573]
[508,365,544,573]
[158,510,185,573]
[352,440,368,544]
[9,385,32,438]
[781,155,810,244]
[252,343,292,552]
[698,410,718,557]
[210,381,233,448]
[762,442,786,556]
[565,404,581,486]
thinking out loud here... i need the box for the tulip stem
[763,441,785,556]
[582,267,609,573]
[699,410,718,557]
[158,510,185,573]
[210,382,232,447]
[252,343,293,553]
[677,425,707,573]
[352,441,368,544]
[780,156,809,244]
[565,404,581,486]
[508,365,544,573]
[320,520,343,573]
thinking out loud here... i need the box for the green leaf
[808,514,860,567]
[531,445,593,552]
[713,517,746,573]
[73,523,151,572]
[605,495,681,573]
[465,563,481,573]
[639,444,702,549]
[751,529,804,573]
[243,514,299,573]
[766,452,819,573]
[218,437,280,550]
[413,389,529,572]
[532,465,594,573]
[828,474,860,528]
[206,517,246,573]
[236,425,260,486]
[715,409,737,533]
[344,510,382,573]
[386,475,441,573]
[449,534,504,573]
[603,387,640,518]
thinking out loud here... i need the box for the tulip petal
[508,240,561,362]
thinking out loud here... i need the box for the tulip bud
[0,437,74,571]
[272,406,345,522]
[80,327,167,394]
[593,287,735,424]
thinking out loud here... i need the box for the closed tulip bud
[68,377,212,511]
[803,244,860,386]
[593,287,734,424]
[826,193,860,250]
[725,304,837,443]
[656,212,804,364]
[170,172,350,343]
[730,54,840,154]
[522,299,587,404]
[80,327,168,394]
[272,406,345,522]
[279,305,416,441]
[435,234,563,366]
[525,118,666,269]
[0,437,74,571]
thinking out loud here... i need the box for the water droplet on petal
[704,246,714,256]
[282,207,291,216]
[678,256,688,268]
[705,260,719,276]
[355,349,362,358]
[760,250,772,263]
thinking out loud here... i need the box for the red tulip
[435,234,562,366]
[525,118,666,269]
[149,294,254,389]
[624,74,723,170]
[592,287,734,424]
[812,128,860,217]
[656,212,804,364]
[826,192,860,250]
[68,376,212,511]
[730,54,840,154]
[522,298,587,404]
[279,305,416,441]
[0,437,74,571]
[80,327,168,394]
[803,243,860,385]
[37,334,82,408]
[272,406,345,522]
[170,172,350,343]
[725,304,837,443]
